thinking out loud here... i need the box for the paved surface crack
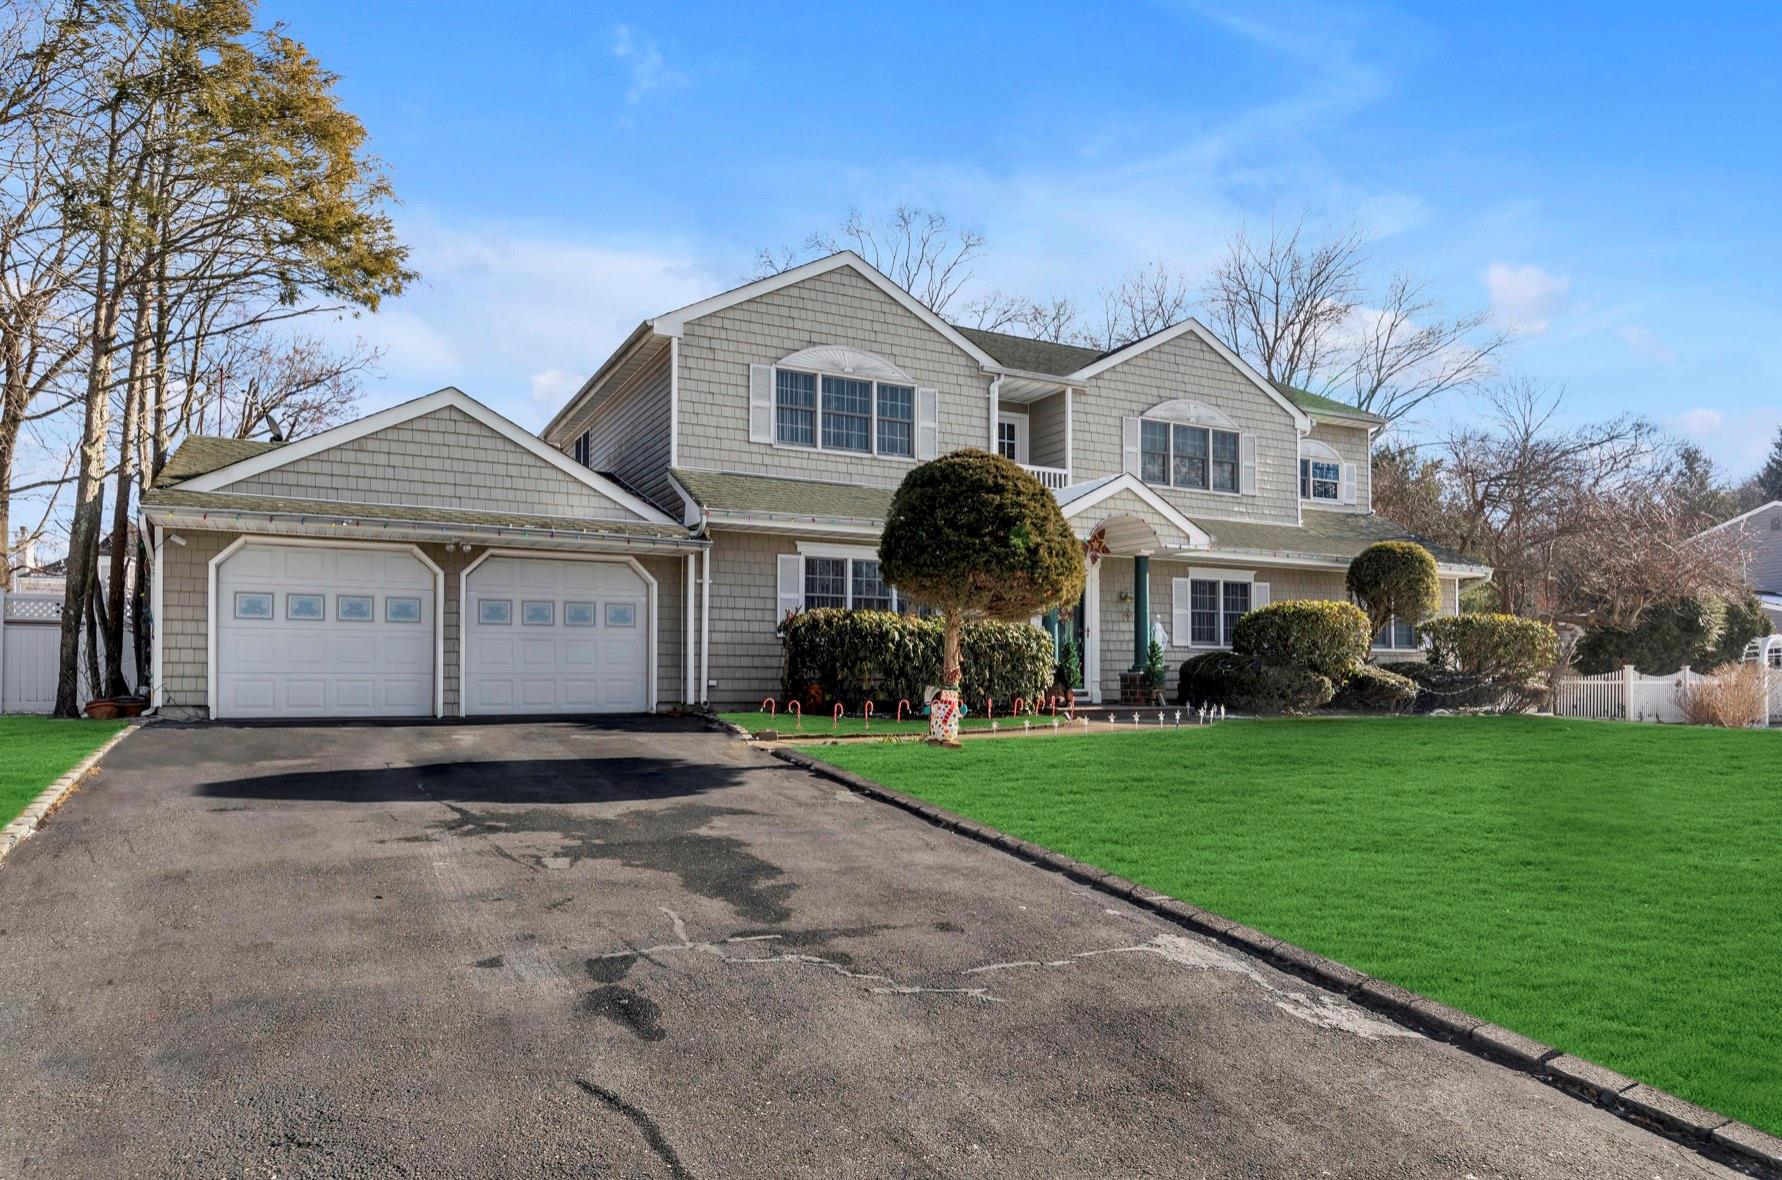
[965,932,1419,1040]
[573,1077,694,1179]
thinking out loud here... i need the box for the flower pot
[84,698,120,720]
[114,696,147,718]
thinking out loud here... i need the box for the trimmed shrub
[1175,651,1335,714]
[1420,613,1558,680]
[1330,664,1418,713]
[1574,597,1723,676]
[1346,541,1440,644]
[779,608,1053,711]
[1398,658,1548,715]
[1231,599,1371,683]
[1710,594,1774,669]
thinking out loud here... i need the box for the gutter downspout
[684,552,696,706]
[699,545,711,708]
[987,375,1002,453]
[668,336,680,468]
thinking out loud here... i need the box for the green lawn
[719,710,1015,737]
[0,715,127,830]
[809,715,1782,1133]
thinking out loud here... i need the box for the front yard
[809,715,1781,1134]
[0,716,127,830]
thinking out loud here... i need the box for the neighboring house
[544,251,1490,709]
[1694,501,1782,630]
[140,390,704,719]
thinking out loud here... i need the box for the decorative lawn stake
[863,700,874,730]
[877,451,1086,748]
[832,703,844,730]
[789,700,802,730]
[896,698,911,723]
[985,698,994,723]
[1023,719,1031,735]
[1173,710,1181,727]
[761,697,777,718]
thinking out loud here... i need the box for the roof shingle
[140,488,692,541]
[155,436,284,485]
[950,326,1104,377]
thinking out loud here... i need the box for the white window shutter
[1240,434,1258,494]
[1339,463,1357,505]
[916,387,940,459]
[1122,417,1141,476]
[748,364,774,443]
[1171,578,1192,648]
[1253,581,1271,609]
[776,554,803,620]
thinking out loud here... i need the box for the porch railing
[1020,463,1071,490]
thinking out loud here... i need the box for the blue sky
[267,0,1782,477]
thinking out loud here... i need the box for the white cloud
[325,212,717,427]
[611,25,684,106]
[529,367,582,405]
[1483,262,1570,334]
[1676,407,1723,437]
[1671,405,1782,475]
[1619,324,1676,363]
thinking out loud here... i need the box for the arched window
[766,346,918,458]
[1130,400,1247,494]
[1299,438,1345,502]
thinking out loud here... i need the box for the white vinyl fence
[0,589,138,713]
[1553,660,1778,726]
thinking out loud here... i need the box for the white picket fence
[0,589,138,713]
[1553,662,1778,726]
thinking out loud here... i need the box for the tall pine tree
[1759,426,1782,503]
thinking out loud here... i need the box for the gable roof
[1052,473,1213,548]
[156,437,285,486]
[952,326,1103,377]
[172,386,679,526]
[1695,500,1782,537]
[651,252,1000,370]
[1066,318,1312,430]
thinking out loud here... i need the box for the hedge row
[780,608,1053,710]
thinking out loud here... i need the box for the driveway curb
[0,724,136,866]
[769,744,1781,1178]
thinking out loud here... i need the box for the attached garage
[212,540,440,719]
[461,553,654,715]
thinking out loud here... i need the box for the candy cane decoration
[788,700,802,729]
[985,698,994,722]
[863,700,874,729]
[1013,696,1025,717]
[896,698,911,723]
[761,697,777,718]
[833,703,844,730]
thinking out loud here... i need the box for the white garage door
[463,556,649,715]
[216,543,436,719]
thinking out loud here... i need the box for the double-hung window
[1177,572,1261,648]
[1141,418,1241,493]
[1300,458,1341,501]
[794,552,901,612]
[1374,615,1421,651]
[571,430,592,467]
[774,367,916,459]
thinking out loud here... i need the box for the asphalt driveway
[0,720,1740,1179]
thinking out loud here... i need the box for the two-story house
[1695,502,1782,630]
[545,251,1490,708]
[138,251,1486,720]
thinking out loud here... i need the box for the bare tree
[1079,261,1194,352]
[959,290,1081,343]
[182,329,376,440]
[1203,216,1501,422]
[1373,380,1748,630]
[755,205,985,315]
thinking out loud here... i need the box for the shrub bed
[1231,599,1371,683]
[780,608,1053,710]
[1330,664,1418,713]
[1175,651,1334,713]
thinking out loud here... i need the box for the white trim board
[650,252,1001,370]
[206,535,447,721]
[178,386,679,527]
[1065,318,1312,432]
[1054,473,1214,549]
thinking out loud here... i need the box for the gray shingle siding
[584,350,676,511]
[675,267,990,488]
[1730,505,1782,593]
[224,406,639,522]
[1075,332,1302,524]
[1306,421,1372,513]
[1028,391,1069,470]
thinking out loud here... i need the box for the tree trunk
[928,609,965,745]
[102,296,152,696]
[55,283,118,716]
[130,530,150,697]
[83,551,104,703]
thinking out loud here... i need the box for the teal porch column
[1130,554,1149,672]
[1043,609,1061,658]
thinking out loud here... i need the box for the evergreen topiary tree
[1345,541,1441,648]
[879,450,1085,744]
